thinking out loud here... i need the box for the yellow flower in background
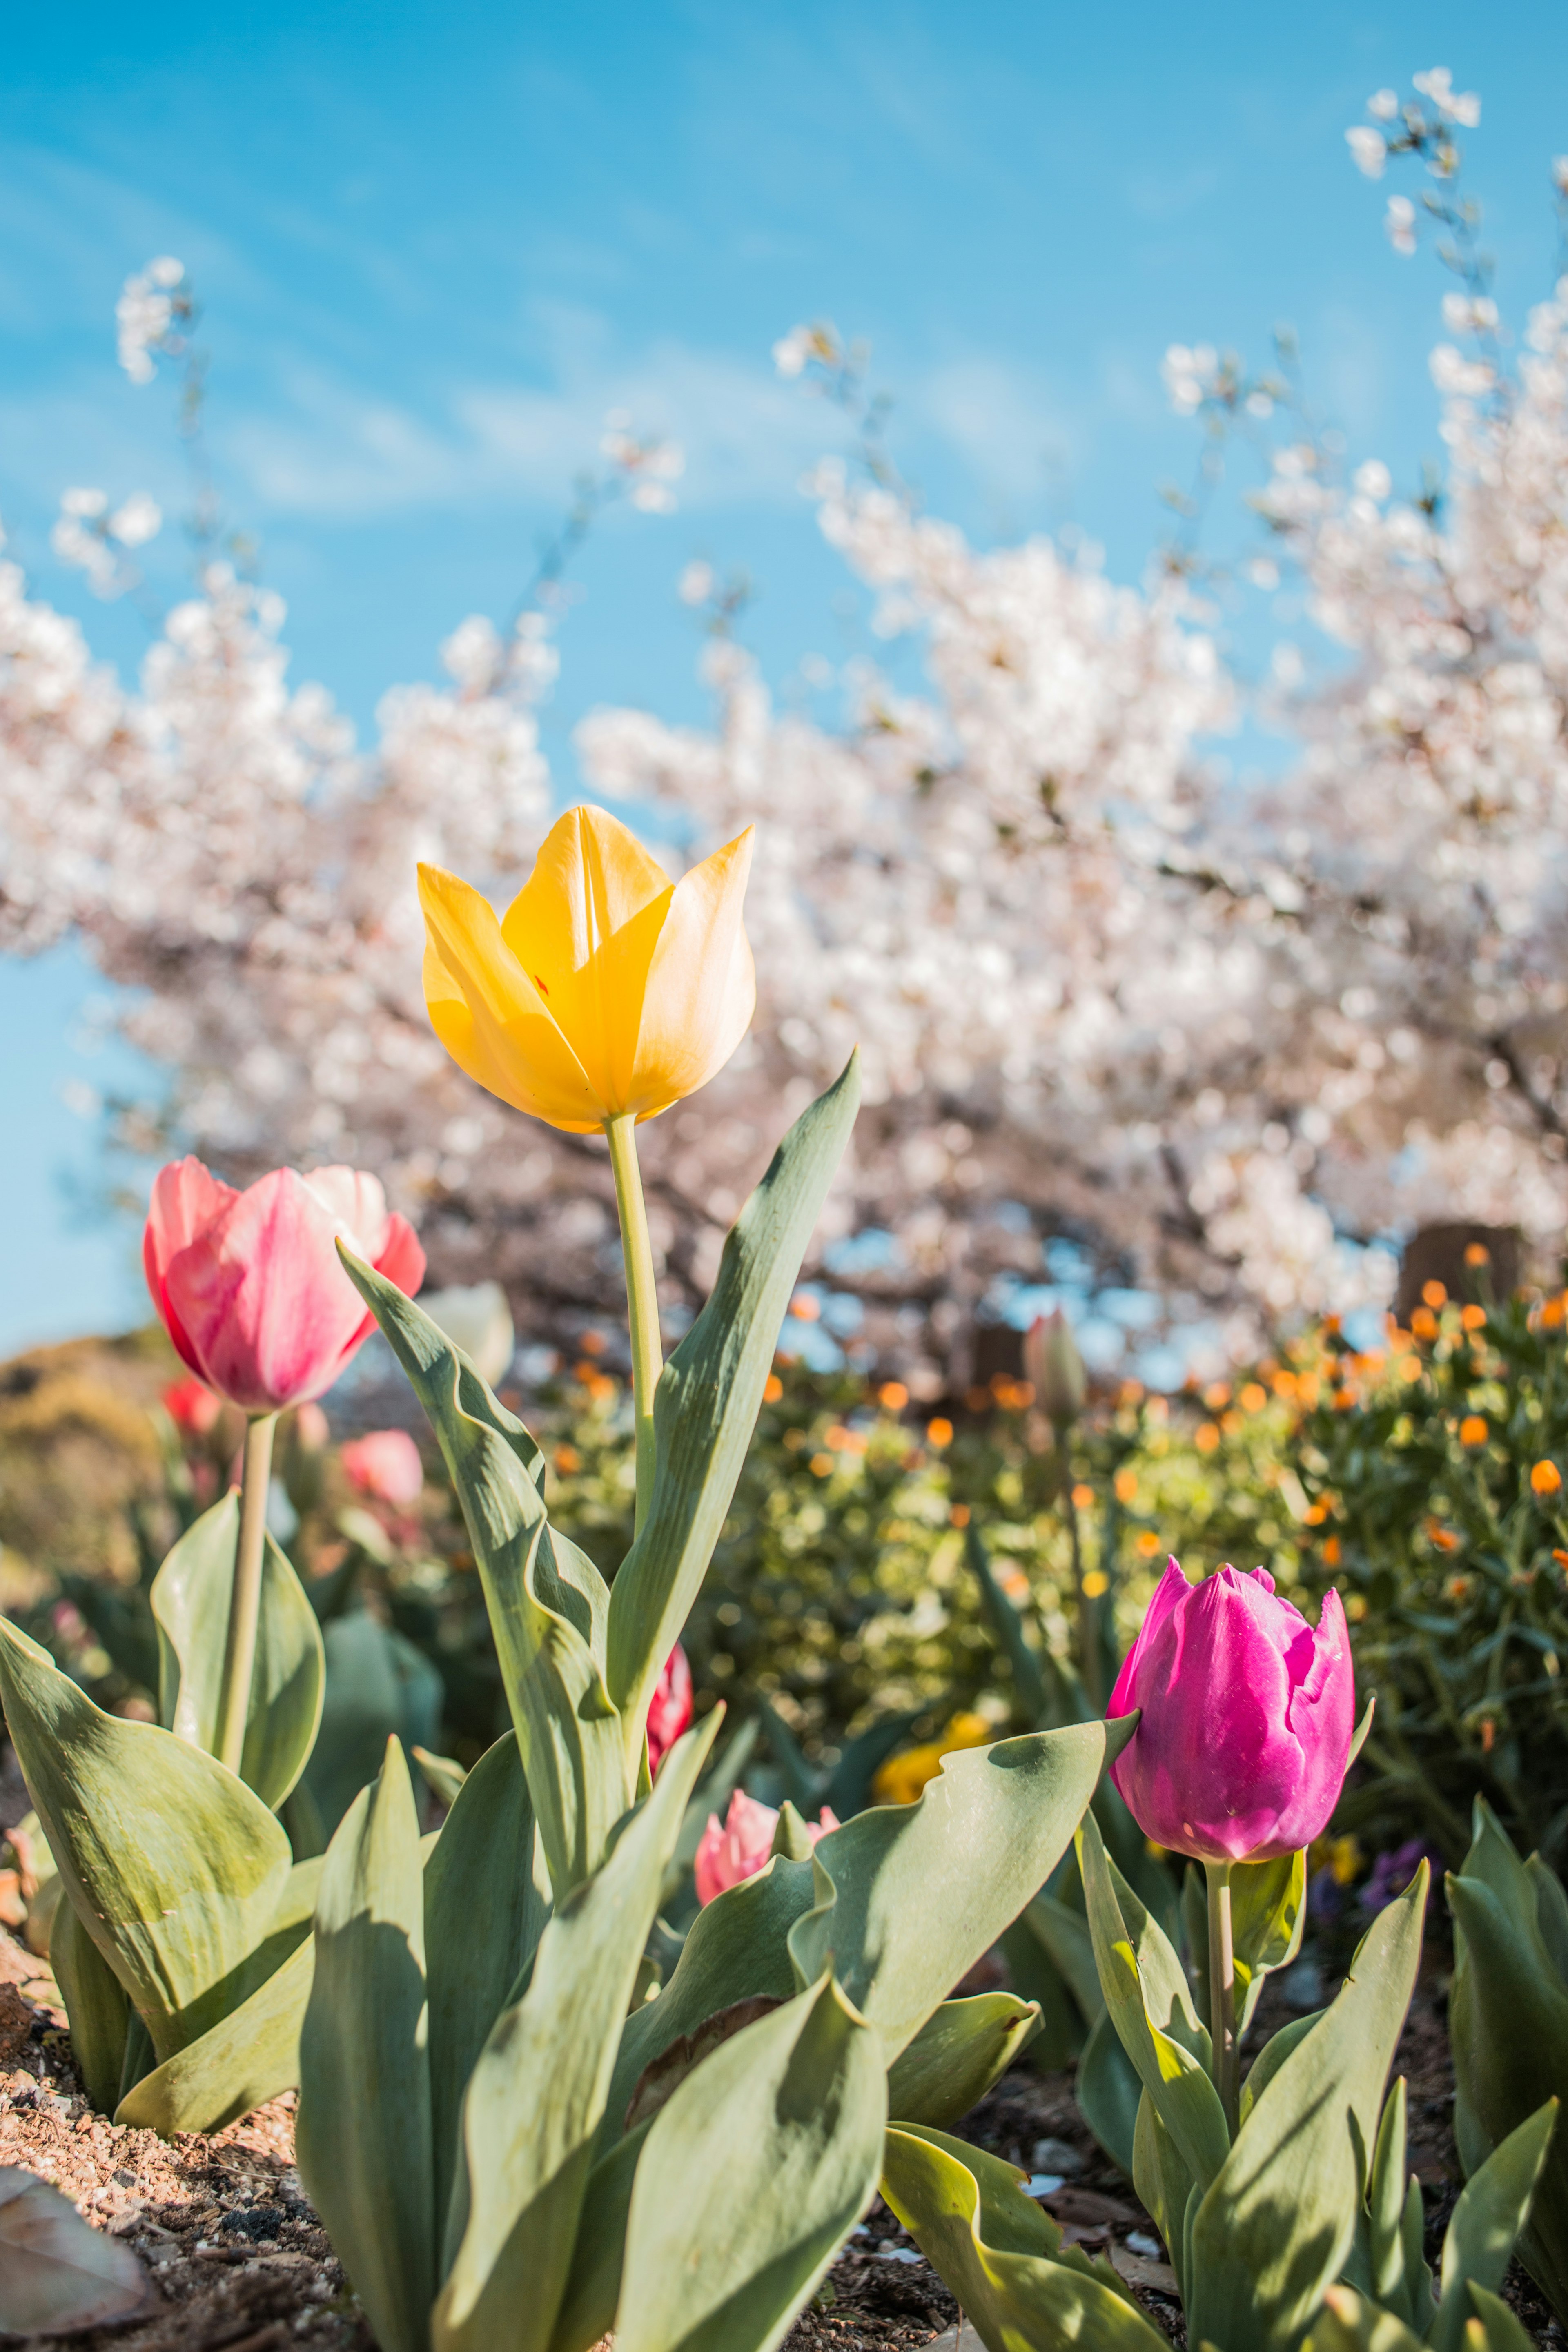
[419,804,755,1133]
[871,1711,993,1807]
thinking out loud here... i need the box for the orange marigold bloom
[1422,1280,1448,1309]
[1531,1459,1563,1497]
[1239,1382,1268,1414]
[878,1381,909,1411]
[1459,1303,1486,1332]
[1321,1535,1342,1566]
[1194,1422,1221,1454]
[1464,1242,1491,1268]
[1411,1307,1439,1341]
[1459,1416,1489,1446]
[925,1417,953,1448]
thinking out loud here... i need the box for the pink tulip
[646,1644,693,1777]
[162,1375,222,1436]
[693,1789,840,1906]
[144,1157,425,1415]
[1107,1559,1355,1864]
[341,1428,426,1506]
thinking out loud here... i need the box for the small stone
[1031,2135,1083,2174]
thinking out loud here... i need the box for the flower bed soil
[0,1929,1561,2352]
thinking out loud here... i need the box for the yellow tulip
[419,804,755,1132]
[870,1711,994,1807]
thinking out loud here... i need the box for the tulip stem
[215,1412,278,1776]
[606,1114,663,1534]
[1205,1858,1239,2135]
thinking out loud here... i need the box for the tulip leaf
[789,1720,1129,2064]
[339,1249,625,1897]
[1465,2281,1550,2352]
[1448,1853,1568,2325]
[115,1931,315,2134]
[606,1053,861,1762]
[1023,1888,1104,2023]
[423,1730,552,2234]
[1131,2087,1194,2301]
[0,1617,293,2063]
[1078,2004,1144,2179]
[1305,2284,1430,2352]
[1363,2078,1434,2334]
[434,1715,719,2352]
[600,1853,820,2154]
[0,2166,151,2337]
[151,1488,325,1811]
[303,1608,445,1838]
[881,2123,1167,2352]
[886,1993,1041,2129]
[1078,1808,1229,2196]
[549,2121,651,2352]
[297,1739,434,2352]
[1185,1866,1428,2352]
[1229,1849,1307,2039]
[1428,2099,1557,2352]
[1240,2010,1324,2122]
[48,1894,131,2116]
[614,1971,887,2352]
[1527,1853,1568,1984]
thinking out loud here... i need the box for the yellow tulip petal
[501,805,676,1112]
[419,864,606,1130]
[628,828,756,1118]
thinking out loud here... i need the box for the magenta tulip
[693,1789,840,1906]
[645,1644,694,1777]
[145,1157,425,1415]
[1107,1559,1355,1864]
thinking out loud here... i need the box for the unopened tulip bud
[1107,1559,1355,1864]
[1024,1308,1087,1430]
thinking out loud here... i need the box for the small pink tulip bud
[143,1157,425,1415]
[1024,1308,1087,1429]
[693,1788,840,1905]
[645,1644,693,1777]
[1107,1559,1356,1864]
[341,1429,425,1506]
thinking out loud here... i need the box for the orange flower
[1531,1459,1563,1497]
[762,1374,784,1403]
[1239,1382,1268,1414]
[1422,1280,1448,1309]
[1459,1303,1486,1332]
[1321,1535,1342,1566]
[1459,1416,1489,1447]
[878,1381,909,1411]
[1410,1307,1439,1341]
[1071,1482,1096,1509]
[926,1417,953,1449]
[949,1502,971,1528]
[1194,1422,1221,1454]
[1464,1242,1491,1268]
[1114,1467,1138,1505]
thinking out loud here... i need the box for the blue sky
[4,0,1568,1350]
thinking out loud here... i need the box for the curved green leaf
[0,1617,292,2062]
[116,1932,315,2135]
[297,1738,434,2352]
[881,2123,1166,2352]
[789,1719,1130,2063]
[434,1714,718,2352]
[151,1488,325,1810]
[1430,2100,1557,2352]
[1230,1850,1307,2039]
[1077,2005,1143,2179]
[302,1608,445,1839]
[887,1994,1041,2129]
[339,1249,625,1897]
[548,2121,651,2352]
[49,1894,130,2116]
[615,1973,886,2352]
[606,1055,861,1763]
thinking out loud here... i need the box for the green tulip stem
[1206,1857,1239,2134]
[606,1112,663,1534]
[214,1410,278,1775]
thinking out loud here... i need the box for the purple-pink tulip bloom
[1107,1559,1355,1864]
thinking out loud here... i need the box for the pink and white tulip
[693,1788,840,1906]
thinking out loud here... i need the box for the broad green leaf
[1230,1850,1307,2038]
[339,1249,625,1897]
[886,1994,1040,2129]
[549,2122,650,2352]
[423,1731,552,2232]
[116,1933,315,2134]
[296,1739,435,2352]
[151,1488,325,1810]
[1131,2089,1193,2301]
[0,2166,151,2336]
[1430,2101,1557,2352]
[789,1720,1129,2063]
[615,1973,886,2352]
[1077,2005,1143,2179]
[599,1853,819,2156]
[1465,2281,1549,2352]
[1022,1891,1102,2024]
[0,1617,292,2062]
[1366,2079,1432,2332]
[414,1748,470,1809]
[998,1914,1090,2071]
[1241,2009,1324,2122]
[49,1895,130,2116]
[1527,1855,1568,1985]
[1448,1864,1568,2324]
[606,1055,861,1761]
[881,2123,1167,2352]
[1078,1808,1229,2196]
[435,1715,719,2352]
[303,1609,445,1839]
[1304,2284,1428,2352]
[1187,1868,1427,2352]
